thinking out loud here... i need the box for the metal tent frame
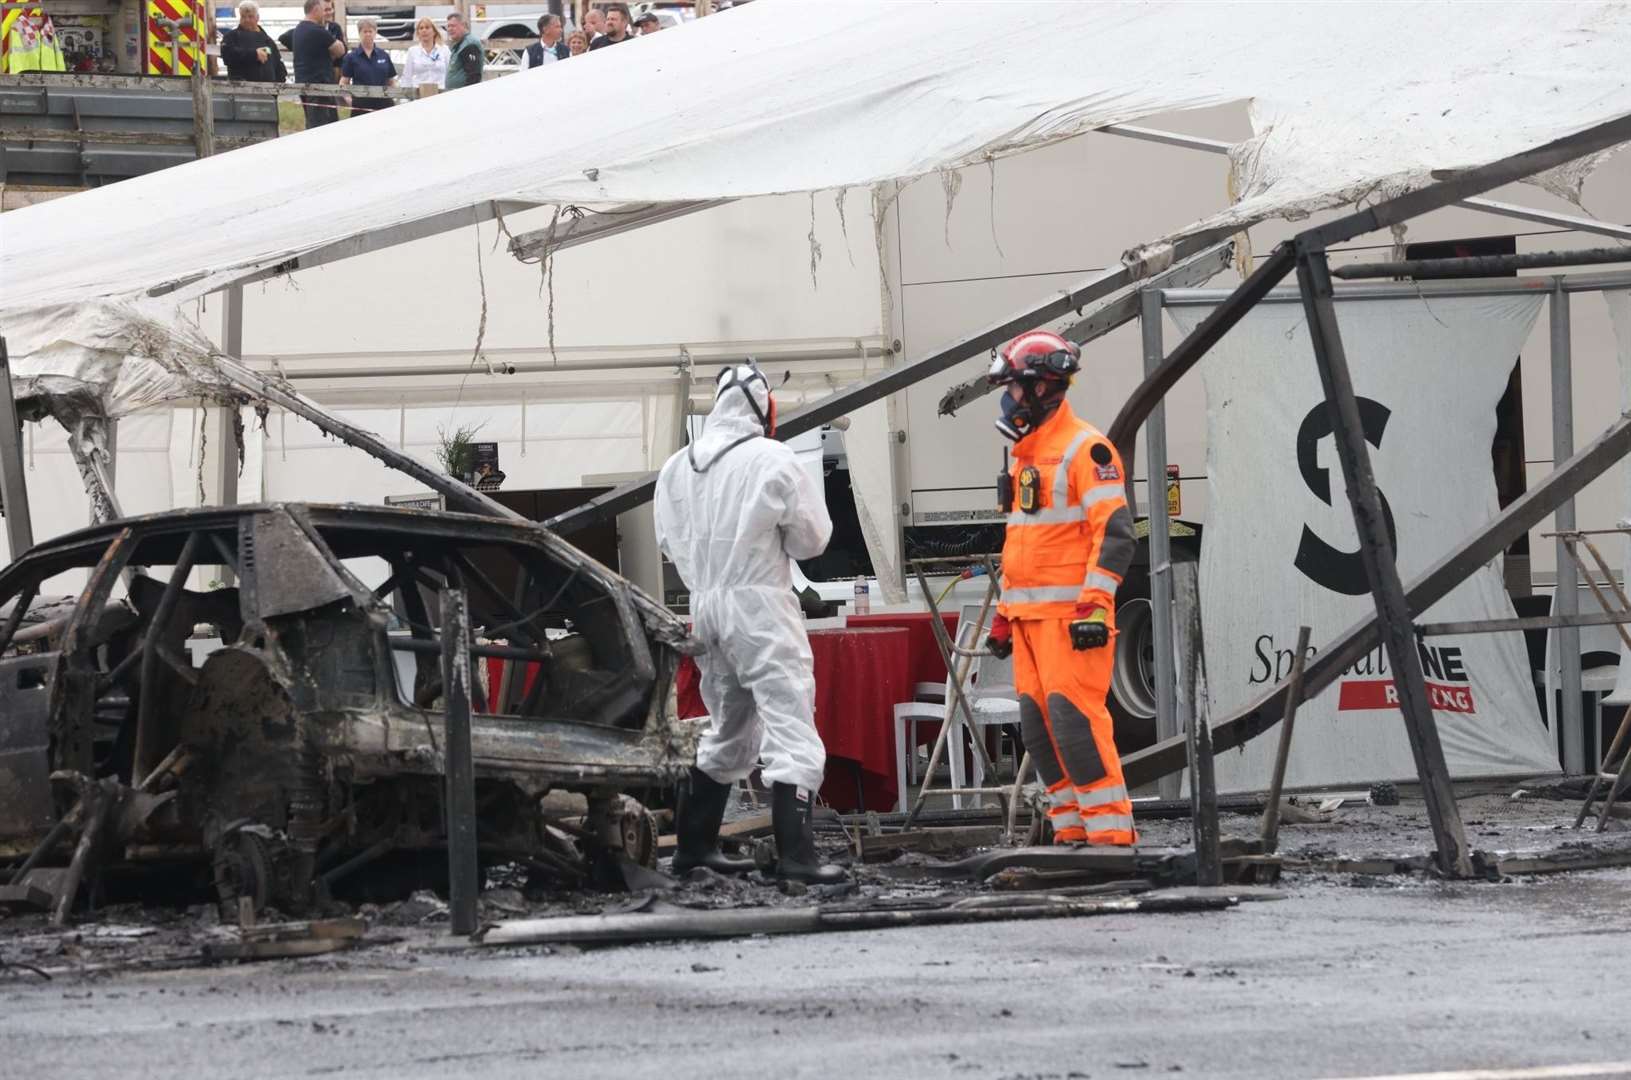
[7,106,1630,880]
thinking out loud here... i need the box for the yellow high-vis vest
[1,7,68,73]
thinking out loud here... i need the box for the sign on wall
[1169,293,1560,791]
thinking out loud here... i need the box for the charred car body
[0,502,696,918]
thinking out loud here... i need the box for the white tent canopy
[3,0,1630,326]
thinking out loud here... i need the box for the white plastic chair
[955,630,1021,799]
[891,603,1019,811]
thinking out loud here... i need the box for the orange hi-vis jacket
[997,401,1136,620]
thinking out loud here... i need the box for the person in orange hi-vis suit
[982,329,1137,846]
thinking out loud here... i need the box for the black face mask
[996,390,1032,442]
[995,382,1063,442]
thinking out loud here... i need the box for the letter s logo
[1294,398,1398,596]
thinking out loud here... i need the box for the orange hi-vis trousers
[1011,617,1135,845]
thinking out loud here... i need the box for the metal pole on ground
[1261,625,1311,854]
[441,585,479,936]
[1550,281,1585,775]
[0,337,35,558]
[1141,288,1181,800]
[1295,243,1473,879]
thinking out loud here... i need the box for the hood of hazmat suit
[654,363,832,594]
[653,363,834,793]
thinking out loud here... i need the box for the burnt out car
[0,503,696,917]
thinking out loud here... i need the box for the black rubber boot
[770,782,847,885]
[671,767,755,876]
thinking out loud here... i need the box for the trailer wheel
[1109,592,1158,750]
[1109,543,1199,754]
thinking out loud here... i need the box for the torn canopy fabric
[2,300,240,421]
[3,1,1631,321]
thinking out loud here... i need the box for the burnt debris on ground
[5,792,1631,973]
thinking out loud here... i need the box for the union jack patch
[1094,463,1120,482]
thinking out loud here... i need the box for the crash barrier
[0,70,437,187]
[0,73,280,186]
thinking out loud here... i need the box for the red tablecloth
[845,612,961,688]
[676,626,911,812]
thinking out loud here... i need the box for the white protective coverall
[653,365,833,792]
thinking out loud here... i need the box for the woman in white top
[399,17,446,91]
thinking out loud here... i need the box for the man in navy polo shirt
[287,0,345,128]
[340,17,396,113]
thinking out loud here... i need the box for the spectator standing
[524,13,567,68]
[443,12,483,90]
[220,0,283,82]
[589,3,631,49]
[288,0,344,129]
[322,0,346,81]
[582,8,605,41]
[635,10,660,34]
[279,0,344,72]
[340,17,395,112]
[565,29,588,56]
[399,16,445,94]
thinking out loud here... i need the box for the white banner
[1170,293,1558,791]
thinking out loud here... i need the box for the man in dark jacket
[220,0,283,82]
[589,3,633,49]
[523,14,567,68]
[443,11,483,90]
[284,0,345,128]
[278,0,344,80]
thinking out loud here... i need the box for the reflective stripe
[1076,784,1130,809]
[1002,585,1082,605]
[1048,784,1082,827]
[1007,504,1086,527]
[1081,484,1125,509]
[1081,570,1121,595]
[1080,813,1135,835]
[1054,431,1091,503]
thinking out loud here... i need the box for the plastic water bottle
[853,576,871,616]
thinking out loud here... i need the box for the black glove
[1069,618,1109,651]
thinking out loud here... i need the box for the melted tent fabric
[2,0,1630,318]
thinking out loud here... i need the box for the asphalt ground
[3,794,1629,1080]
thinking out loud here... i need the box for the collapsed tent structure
[3,0,1631,881]
[4,1,1631,365]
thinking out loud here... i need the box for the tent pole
[1295,242,1473,879]
[0,337,34,558]
[214,284,244,584]
[1141,288,1181,801]
[1098,123,1631,244]
[1551,282,1585,775]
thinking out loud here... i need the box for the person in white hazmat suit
[654,362,847,884]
